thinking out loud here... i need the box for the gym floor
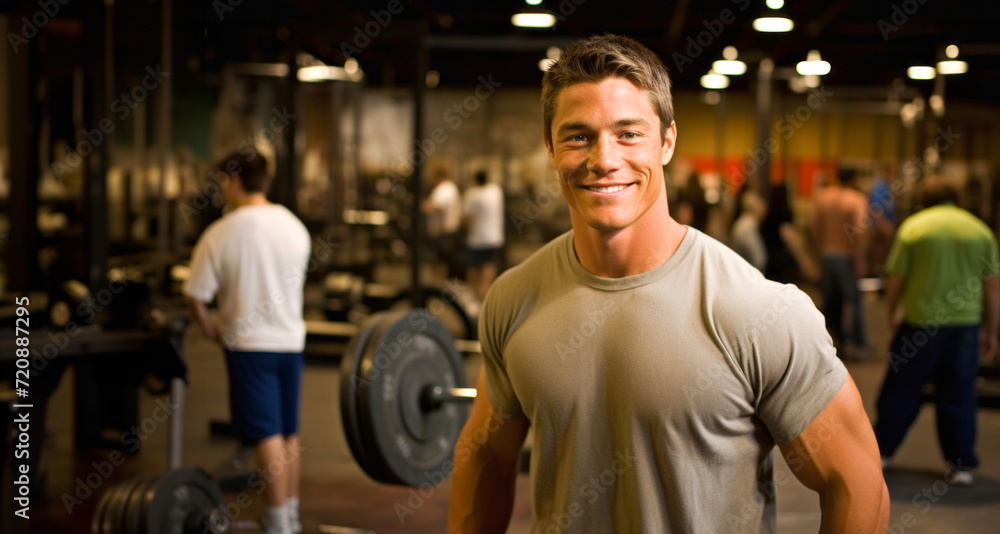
[15,284,1000,534]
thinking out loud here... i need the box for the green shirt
[887,204,1000,325]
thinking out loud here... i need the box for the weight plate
[91,477,115,534]
[355,309,469,486]
[389,286,479,342]
[339,312,392,483]
[141,467,227,534]
[95,475,143,534]
[124,474,160,534]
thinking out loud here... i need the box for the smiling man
[449,34,889,533]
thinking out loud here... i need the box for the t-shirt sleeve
[747,285,848,445]
[183,237,220,303]
[885,225,910,277]
[982,233,1000,278]
[479,287,528,420]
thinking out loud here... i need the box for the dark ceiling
[7,0,1000,104]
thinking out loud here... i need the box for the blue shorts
[224,350,304,444]
[467,247,501,267]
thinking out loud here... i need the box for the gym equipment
[339,309,475,487]
[91,467,227,534]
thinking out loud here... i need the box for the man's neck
[571,200,687,279]
[231,193,270,209]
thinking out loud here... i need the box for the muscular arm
[449,367,529,533]
[980,276,1000,363]
[183,294,218,341]
[779,374,890,533]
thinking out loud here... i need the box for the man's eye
[568,134,587,142]
[622,132,638,139]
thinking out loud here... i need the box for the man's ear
[661,121,677,166]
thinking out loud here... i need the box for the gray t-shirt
[481,228,847,533]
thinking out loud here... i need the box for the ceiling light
[525,0,543,4]
[796,49,830,76]
[700,71,729,90]
[945,45,959,59]
[906,66,936,80]
[936,60,968,75]
[753,16,794,32]
[298,65,356,82]
[712,46,746,75]
[766,0,784,8]
[511,12,556,28]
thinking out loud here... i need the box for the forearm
[818,478,890,534]
[982,276,1000,337]
[448,439,520,533]
[183,295,217,339]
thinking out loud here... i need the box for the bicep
[778,374,882,493]
[456,368,529,463]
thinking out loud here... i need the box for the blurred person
[184,151,311,534]
[449,34,887,533]
[675,171,710,232]
[867,166,897,279]
[463,171,505,299]
[811,167,869,357]
[422,169,464,279]
[761,183,819,283]
[729,188,768,273]
[875,175,1000,486]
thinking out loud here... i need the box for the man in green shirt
[876,175,1000,485]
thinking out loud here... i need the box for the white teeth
[587,185,626,193]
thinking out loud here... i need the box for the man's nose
[587,135,622,175]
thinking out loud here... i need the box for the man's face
[545,77,676,234]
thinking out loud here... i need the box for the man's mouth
[583,184,629,193]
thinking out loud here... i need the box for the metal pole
[156,0,173,291]
[410,28,428,307]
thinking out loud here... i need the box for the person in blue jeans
[875,175,1000,486]
[184,150,312,534]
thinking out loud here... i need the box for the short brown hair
[541,34,674,144]
[918,175,960,208]
[217,150,270,193]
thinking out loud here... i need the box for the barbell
[92,309,479,533]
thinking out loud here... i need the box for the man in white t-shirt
[463,171,505,298]
[183,151,311,534]
[423,170,463,279]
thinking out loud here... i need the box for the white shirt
[463,182,505,249]
[183,204,311,351]
[430,180,462,235]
